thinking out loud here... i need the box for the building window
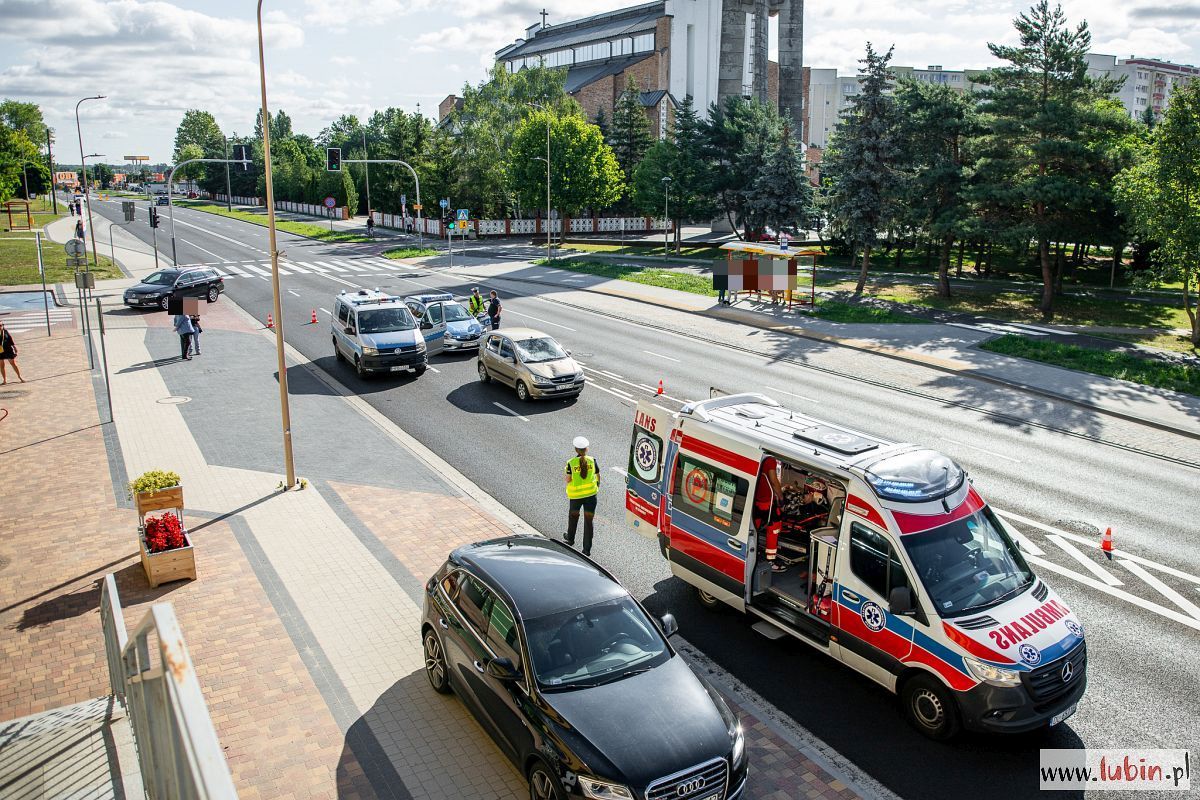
[633,32,654,53]
[615,37,632,56]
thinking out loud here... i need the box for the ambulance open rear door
[626,401,676,539]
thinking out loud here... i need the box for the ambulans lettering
[635,411,657,433]
[987,599,1073,649]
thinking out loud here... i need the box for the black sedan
[123,267,224,310]
[422,535,747,800]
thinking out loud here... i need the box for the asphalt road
[87,196,1199,800]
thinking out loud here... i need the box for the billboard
[54,171,80,186]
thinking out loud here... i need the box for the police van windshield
[902,506,1034,618]
[441,304,472,322]
[515,337,568,363]
[357,307,416,333]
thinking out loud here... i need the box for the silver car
[477,328,585,401]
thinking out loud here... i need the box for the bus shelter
[718,241,819,309]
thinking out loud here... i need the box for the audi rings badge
[676,776,706,796]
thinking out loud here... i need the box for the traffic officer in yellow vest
[563,436,599,557]
[468,287,486,318]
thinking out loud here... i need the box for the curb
[445,261,1200,443]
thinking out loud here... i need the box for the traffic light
[149,207,159,228]
[326,147,341,172]
[233,144,250,170]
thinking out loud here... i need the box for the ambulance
[624,392,1086,740]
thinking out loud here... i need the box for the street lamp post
[530,102,552,262]
[257,0,297,489]
[224,136,233,211]
[46,129,58,215]
[75,94,106,269]
[361,127,372,224]
[661,176,672,259]
[167,156,249,264]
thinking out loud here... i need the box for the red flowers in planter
[144,512,186,553]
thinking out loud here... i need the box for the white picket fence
[198,191,348,220]
[372,214,671,238]
[206,192,262,206]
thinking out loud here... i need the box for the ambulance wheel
[901,674,960,741]
[515,380,530,402]
[696,587,723,611]
[477,361,491,383]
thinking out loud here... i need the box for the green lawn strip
[564,242,725,261]
[176,201,371,243]
[980,334,1200,397]
[382,246,439,259]
[1096,332,1199,357]
[0,229,122,285]
[812,301,923,324]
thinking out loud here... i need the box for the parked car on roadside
[423,535,748,800]
[122,267,224,310]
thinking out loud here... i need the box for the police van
[624,392,1086,740]
[331,289,427,378]
[403,292,489,354]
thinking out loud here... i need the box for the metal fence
[100,575,238,800]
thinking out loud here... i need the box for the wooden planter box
[134,485,183,517]
[139,530,197,588]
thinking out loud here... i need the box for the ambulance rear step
[752,621,787,640]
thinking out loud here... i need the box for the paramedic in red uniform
[753,456,786,571]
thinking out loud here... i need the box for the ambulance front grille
[1023,641,1086,703]
[955,615,999,630]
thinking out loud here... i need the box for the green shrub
[128,470,181,496]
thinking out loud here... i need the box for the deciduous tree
[510,110,622,216]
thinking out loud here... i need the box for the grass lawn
[176,201,372,243]
[3,197,66,233]
[383,246,439,259]
[1099,331,1199,357]
[0,229,122,285]
[564,242,725,261]
[981,334,1200,397]
[811,301,923,324]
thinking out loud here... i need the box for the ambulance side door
[626,400,674,539]
[833,522,914,689]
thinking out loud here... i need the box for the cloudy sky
[1,0,1196,163]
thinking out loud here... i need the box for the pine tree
[821,43,903,296]
[610,75,654,190]
[594,108,610,140]
[744,124,815,238]
[1139,106,1157,129]
[671,95,717,231]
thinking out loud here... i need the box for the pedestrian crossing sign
[456,209,469,221]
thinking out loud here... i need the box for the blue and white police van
[331,289,427,378]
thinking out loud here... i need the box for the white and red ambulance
[625,392,1086,740]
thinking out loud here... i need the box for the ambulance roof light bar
[681,392,779,421]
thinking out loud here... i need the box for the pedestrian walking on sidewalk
[487,290,502,330]
[189,314,203,355]
[366,214,375,238]
[74,219,84,240]
[69,199,76,216]
[173,313,196,360]
[75,199,82,217]
[563,436,599,557]
[0,321,25,384]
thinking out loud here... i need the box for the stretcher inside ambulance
[625,393,1086,740]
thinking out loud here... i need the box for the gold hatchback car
[477,327,585,401]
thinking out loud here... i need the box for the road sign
[74,271,96,289]
[456,208,469,221]
[439,198,449,209]
[412,203,423,211]
[323,196,337,209]
[401,194,407,205]
[64,239,85,257]
[67,256,87,268]
[123,155,150,161]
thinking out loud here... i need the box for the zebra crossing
[0,308,74,334]
[206,256,406,281]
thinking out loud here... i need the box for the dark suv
[422,535,748,800]
[123,267,225,310]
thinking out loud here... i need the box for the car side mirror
[485,657,520,681]
[659,613,679,638]
[566,349,572,356]
[344,325,355,335]
[420,321,432,330]
[889,587,916,616]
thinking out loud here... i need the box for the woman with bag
[189,314,203,355]
[0,320,24,384]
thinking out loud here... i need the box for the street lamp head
[662,176,672,183]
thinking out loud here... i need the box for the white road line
[493,402,529,421]
[331,259,364,270]
[652,403,674,413]
[606,385,634,399]
[322,273,361,288]
[944,438,1022,463]
[319,308,332,315]
[1009,322,1075,336]
[180,238,231,263]
[643,349,681,363]
[426,365,440,373]
[283,262,310,274]
[586,382,637,406]
[503,309,576,331]
[765,385,818,403]
[169,215,269,254]
[946,322,987,333]
[600,370,624,379]
[610,466,628,476]
[581,365,686,404]
[979,322,1047,337]
[1046,535,1123,586]
[992,514,1046,556]
[288,290,300,297]
[1119,561,1200,621]
[313,261,348,273]
[240,263,270,276]
[1022,553,1200,632]
[354,261,388,272]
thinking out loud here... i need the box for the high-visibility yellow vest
[469,295,485,315]
[566,456,599,499]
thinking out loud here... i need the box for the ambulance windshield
[902,506,1034,618]
[865,449,964,502]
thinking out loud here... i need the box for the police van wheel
[333,337,344,362]
[355,356,369,380]
[696,588,723,611]
[902,674,960,741]
[516,381,530,402]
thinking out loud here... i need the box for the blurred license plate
[390,366,405,372]
[1050,704,1076,726]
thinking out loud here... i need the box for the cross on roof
[540,8,548,28]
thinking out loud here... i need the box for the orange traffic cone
[1100,527,1113,560]
[656,380,664,396]
[310,308,318,324]
[266,313,274,329]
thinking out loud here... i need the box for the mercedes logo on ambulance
[676,777,706,796]
[1061,661,1074,683]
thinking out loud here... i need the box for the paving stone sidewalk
[0,286,876,799]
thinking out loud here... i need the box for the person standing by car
[468,287,485,318]
[189,313,203,356]
[0,320,24,384]
[563,436,599,557]
[486,290,501,330]
[172,312,195,360]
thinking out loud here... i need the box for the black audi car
[422,536,748,800]
[123,267,224,310]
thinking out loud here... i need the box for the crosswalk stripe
[240,263,270,276]
[313,261,348,273]
[329,259,362,270]
[284,262,310,274]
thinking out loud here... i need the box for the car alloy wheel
[516,380,530,402]
[158,296,169,311]
[423,631,451,694]
[207,285,219,303]
[528,762,563,800]
[477,361,490,383]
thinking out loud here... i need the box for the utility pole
[361,127,372,223]
[662,176,672,259]
[224,136,233,211]
[46,129,58,215]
